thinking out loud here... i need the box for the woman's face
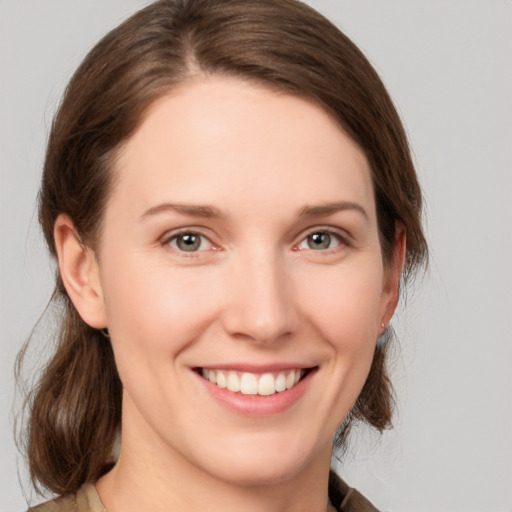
[87,77,401,485]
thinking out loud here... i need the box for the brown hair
[18,0,427,496]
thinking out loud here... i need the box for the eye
[297,231,343,251]
[167,232,212,252]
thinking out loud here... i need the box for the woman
[20,0,427,511]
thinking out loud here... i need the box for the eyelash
[160,227,350,256]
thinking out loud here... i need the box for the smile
[199,368,307,396]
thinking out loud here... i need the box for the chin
[194,430,326,488]
[207,457,304,488]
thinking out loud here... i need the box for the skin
[54,77,405,512]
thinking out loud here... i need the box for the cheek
[100,257,221,366]
[297,259,385,348]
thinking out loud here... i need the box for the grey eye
[307,232,332,250]
[173,233,203,252]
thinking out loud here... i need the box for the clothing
[29,471,379,512]
[328,471,379,512]
[29,483,104,512]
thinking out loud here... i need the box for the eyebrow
[140,200,368,221]
[298,201,369,220]
[140,203,223,220]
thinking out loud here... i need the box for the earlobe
[54,214,107,329]
[380,224,407,329]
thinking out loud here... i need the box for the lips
[195,365,317,416]
[200,368,305,396]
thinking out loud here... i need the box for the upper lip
[194,363,317,372]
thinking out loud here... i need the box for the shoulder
[30,474,378,512]
[28,483,106,512]
[28,493,74,512]
[328,471,381,512]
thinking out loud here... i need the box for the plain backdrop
[1,1,511,511]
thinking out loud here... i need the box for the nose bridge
[222,246,298,344]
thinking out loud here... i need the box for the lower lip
[194,370,316,417]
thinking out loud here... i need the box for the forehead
[110,76,375,221]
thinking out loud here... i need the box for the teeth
[258,373,276,396]
[216,371,227,388]
[275,373,287,392]
[286,371,295,390]
[201,368,305,396]
[240,373,258,395]
[227,371,241,392]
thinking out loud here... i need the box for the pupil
[308,232,330,250]
[178,234,200,251]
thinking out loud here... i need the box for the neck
[96,394,335,512]
[97,429,333,512]
[98,462,333,512]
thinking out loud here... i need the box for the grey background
[1,1,511,511]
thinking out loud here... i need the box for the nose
[220,250,299,345]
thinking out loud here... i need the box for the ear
[379,223,407,331]
[54,214,107,329]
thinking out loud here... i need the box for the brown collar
[328,471,380,512]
